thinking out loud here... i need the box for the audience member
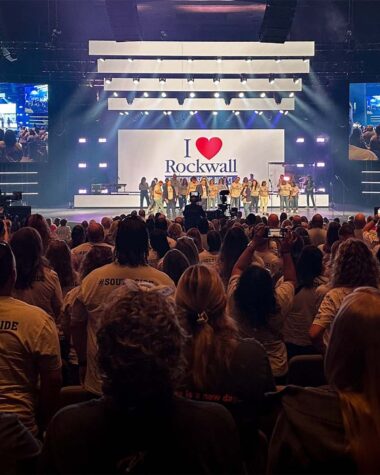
[71,222,112,270]
[186,227,204,253]
[26,213,53,254]
[308,214,326,247]
[148,229,170,268]
[162,249,190,285]
[218,227,248,286]
[46,240,77,296]
[199,230,221,268]
[353,213,366,240]
[175,236,199,265]
[70,224,86,249]
[56,219,71,243]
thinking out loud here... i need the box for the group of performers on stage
[139,174,316,218]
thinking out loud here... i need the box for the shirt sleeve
[71,289,89,325]
[35,317,62,372]
[227,275,239,300]
[50,271,63,322]
[275,281,295,319]
[312,290,339,330]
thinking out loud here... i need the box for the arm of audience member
[363,218,376,234]
[309,292,337,352]
[71,297,89,379]
[231,241,256,277]
[278,233,297,287]
[38,368,62,433]
[51,272,64,323]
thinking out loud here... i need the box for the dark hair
[71,224,86,248]
[175,236,199,266]
[186,228,203,253]
[162,249,190,285]
[150,229,170,259]
[87,223,105,243]
[155,217,168,232]
[46,240,76,289]
[10,227,46,289]
[79,245,113,280]
[207,230,221,252]
[234,265,276,328]
[115,216,149,266]
[198,217,209,235]
[26,213,52,253]
[0,242,14,287]
[280,212,287,223]
[325,221,341,252]
[60,219,68,227]
[97,288,185,410]
[4,129,17,147]
[219,227,248,285]
[296,245,323,288]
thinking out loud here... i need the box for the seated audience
[26,213,54,254]
[56,219,71,243]
[10,227,63,321]
[310,238,379,350]
[268,289,380,474]
[71,222,112,270]
[70,224,86,249]
[186,227,204,253]
[175,236,199,265]
[0,242,61,437]
[162,249,190,285]
[41,286,243,474]
[199,230,221,268]
[71,216,175,396]
[353,213,366,240]
[308,214,327,247]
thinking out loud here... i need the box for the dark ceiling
[0,0,380,82]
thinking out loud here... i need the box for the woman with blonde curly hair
[176,264,274,457]
[310,238,380,350]
[269,289,380,474]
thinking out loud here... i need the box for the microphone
[268,178,272,183]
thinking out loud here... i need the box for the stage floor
[35,205,373,225]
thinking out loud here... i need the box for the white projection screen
[118,129,284,189]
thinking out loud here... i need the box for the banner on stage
[118,129,284,187]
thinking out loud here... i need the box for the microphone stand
[335,175,349,217]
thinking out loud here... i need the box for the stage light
[190,110,198,116]
[284,111,289,115]
[105,78,111,85]
[128,57,133,62]
[239,92,245,98]
[212,111,218,116]
[144,111,150,115]
[159,77,166,84]
[269,76,275,84]
[78,138,87,143]
[113,92,118,97]
[78,163,87,168]
[100,189,109,194]
[284,176,290,182]
[240,75,247,84]
[119,112,124,115]
[316,137,326,143]
[214,92,220,98]
[254,110,259,114]
[188,77,194,84]
[133,78,140,84]
[98,138,107,143]
[78,189,87,194]
[99,163,108,168]
[293,78,300,84]
[99,58,105,62]
[163,111,172,116]
[316,162,325,167]
[143,92,149,98]
[213,77,220,84]
[189,92,196,98]
[275,58,281,63]
[259,111,263,115]
[280,110,284,114]
[296,164,305,168]
[217,58,222,63]
[188,58,193,63]
[157,58,162,62]
[260,92,266,98]
[296,137,305,143]
[289,92,295,97]
[303,58,308,63]
[245,58,252,63]
[318,187,326,192]
[233,111,240,116]
[161,92,167,97]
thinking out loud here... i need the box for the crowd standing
[0,206,380,473]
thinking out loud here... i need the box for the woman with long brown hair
[176,264,274,457]
[268,289,380,474]
[218,226,248,287]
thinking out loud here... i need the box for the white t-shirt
[56,226,72,242]
[73,262,175,395]
[12,267,63,321]
[0,297,61,435]
[199,250,219,269]
[312,287,353,345]
[254,249,283,276]
[227,274,294,377]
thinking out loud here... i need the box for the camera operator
[183,192,206,231]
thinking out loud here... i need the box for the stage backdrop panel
[118,129,284,190]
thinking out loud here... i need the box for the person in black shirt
[183,192,206,231]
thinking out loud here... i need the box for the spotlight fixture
[133,78,140,84]
[157,58,162,62]
[260,92,266,98]
[213,76,220,84]
[254,110,259,114]
[216,58,222,63]
[316,162,325,167]
[119,112,124,115]
[258,111,263,115]
[296,164,305,168]
[105,78,111,85]
[78,138,87,144]
[143,92,149,98]
[113,92,118,97]
[78,163,87,168]
[98,138,107,143]
[99,163,108,168]
[161,92,167,97]
[214,92,220,98]
[238,92,245,98]
[159,77,166,84]
[190,110,198,116]
[316,137,326,143]
[280,110,284,114]
[78,189,87,194]
[296,137,305,143]
[234,111,240,116]
[99,58,105,62]
[240,75,247,84]
[269,76,275,85]
[124,111,129,115]
[144,111,149,115]
[189,92,196,98]
[187,58,193,63]
[212,111,218,116]
[128,57,133,62]
[303,58,308,63]
[293,77,300,84]
[284,111,289,116]
[289,92,295,98]
[275,58,281,63]
[245,58,252,63]
[187,77,194,84]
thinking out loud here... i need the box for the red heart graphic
[196,137,223,160]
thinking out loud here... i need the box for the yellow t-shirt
[230,182,242,198]
[0,297,61,435]
[187,181,198,194]
[12,267,63,321]
[209,184,219,198]
[167,185,174,201]
[153,184,163,200]
[73,262,175,395]
[259,186,269,197]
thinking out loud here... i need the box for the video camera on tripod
[0,191,23,218]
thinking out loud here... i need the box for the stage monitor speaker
[105,0,142,41]
[4,206,31,223]
[259,0,298,44]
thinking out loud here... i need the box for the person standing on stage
[147,179,157,213]
[290,181,300,213]
[196,177,209,210]
[178,178,188,211]
[217,177,228,204]
[230,177,242,210]
[152,180,164,214]
[259,181,269,215]
[138,177,150,209]
[241,180,252,217]
[187,176,198,196]
[171,174,180,208]
[279,179,291,212]
[163,178,177,220]
[208,178,219,209]
[251,179,260,214]
[305,175,316,209]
